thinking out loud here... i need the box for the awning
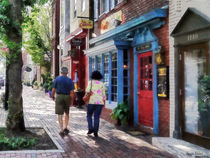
[84,40,117,56]
[66,28,88,42]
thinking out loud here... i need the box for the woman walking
[85,70,106,137]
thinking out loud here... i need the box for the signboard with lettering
[79,19,93,29]
[100,10,122,34]
[136,43,152,52]
[70,38,83,46]
[157,66,169,98]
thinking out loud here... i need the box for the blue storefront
[85,7,167,134]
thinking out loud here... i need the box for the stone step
[152,137,210,158]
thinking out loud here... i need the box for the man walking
[52,67,75,137]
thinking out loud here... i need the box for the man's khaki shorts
[55,94,71,115]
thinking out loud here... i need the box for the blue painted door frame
[114,41,131,104]
[133,28,159,135]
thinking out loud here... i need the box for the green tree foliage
[0,0,52,132]
[23,3,52,69]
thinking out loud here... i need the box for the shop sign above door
[70,38,83,46]
[136,43,152,52]
[79,19,93,29]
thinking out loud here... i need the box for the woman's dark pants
[87,104,103,133]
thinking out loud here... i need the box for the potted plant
[111,102,130,126]
[48,81,53,98]
[43,83,48,93]
[33,81,38,89]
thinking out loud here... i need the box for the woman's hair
[91,70,103,80]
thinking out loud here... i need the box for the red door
[138,52,153,127]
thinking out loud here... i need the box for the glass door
[181,43,210,149]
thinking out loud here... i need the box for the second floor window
[100,0,107,15]
[74,0,77,18]
[81,0,85,12]
[96,0,125,18]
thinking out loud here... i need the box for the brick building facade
[85,0,170,136]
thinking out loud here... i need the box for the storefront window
[91,57,95,72]
[89,51,118,104]
[97,56,102,72]
[111,52,117,102]
[104,54,109,100]
[123,50,129,103]
[184,48,210,138]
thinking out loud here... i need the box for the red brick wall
[121,0,168,23]
[153,15,170,137]
[93,0,168,36]
[158,99,170,137]
[154,16,169,66]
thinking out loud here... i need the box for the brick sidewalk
[0,86,176,158]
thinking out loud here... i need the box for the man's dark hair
[91,70,103,80]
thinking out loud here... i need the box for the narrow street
[0,86,176,158]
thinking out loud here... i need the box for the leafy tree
[0,0,51,132]
[23,3,52,69]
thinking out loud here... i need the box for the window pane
[97,56,102,72]
[91,57,95,71]
[149,80,152,90]
[111,52,117,102]
[100,0,107,14]
[104,54,109,100]
[184,48,210,138]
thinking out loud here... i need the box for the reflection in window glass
[184,49,210,138]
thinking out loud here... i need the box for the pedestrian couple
[52,67,106,138]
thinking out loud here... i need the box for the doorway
[180,42,210,149]
[138,51,153,127]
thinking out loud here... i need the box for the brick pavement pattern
[0,86,176,158]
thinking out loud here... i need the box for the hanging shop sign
[136,43,152,52]
[101,10,122,34]
[79,19,93,29]
[70,38,83,46]
[157,66,169,98]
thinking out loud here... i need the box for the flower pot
[48,91,52,98]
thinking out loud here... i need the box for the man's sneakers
[63,128,70,135]
[59,128,69,138]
